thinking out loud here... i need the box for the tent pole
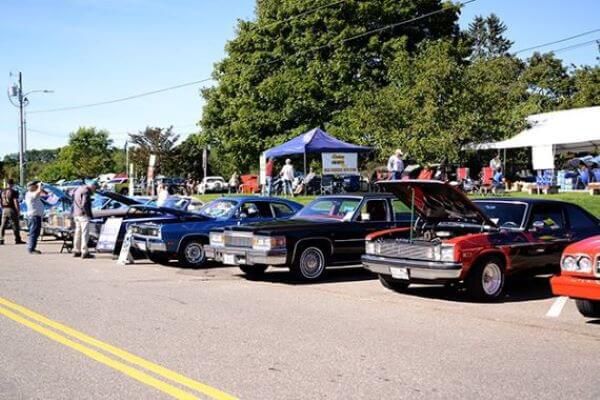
[303,151,307,196]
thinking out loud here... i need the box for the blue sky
[1,0,599,157]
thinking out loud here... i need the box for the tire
[148,253,171,265]
[291,245,327,281]
[239,265,268,279]
[177,239,207,268]
[466,257,505,301]
[575,299,600,318]
[378,274,410,292]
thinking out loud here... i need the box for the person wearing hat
[387,149,405,180]
[0,178,24,245]
[280,158,295,197]
[25,181,46,254]
[72,180,98,259]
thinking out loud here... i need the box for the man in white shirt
[490,154,502,172]
[25,181,46,255]
[387,149,405,180]
[280,159,295,196]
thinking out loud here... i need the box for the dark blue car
[130,196,303,267]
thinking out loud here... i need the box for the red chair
[479,167,494,194]
[456,167,469,181]
[239,174,260,194]
[417,169,433,180]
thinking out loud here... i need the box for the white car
[198,176,228,194]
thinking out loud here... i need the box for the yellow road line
[0,305,198,400]
[0,297,237,400]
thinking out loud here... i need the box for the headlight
[434,244,455,262]
[562,255,577,271]
[210,232,224,247]
[148,227,160,238]
[365,241,380,255]
[252,235,286,251]
[577,256,592,273]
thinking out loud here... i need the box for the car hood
[97,191,142,206]
[564,235,600,256]
[377,180,495,226]
[42,183,72,203]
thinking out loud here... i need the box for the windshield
[294,198,361,221]
[475,201,527,228]
[92,195,109,209]
[198,199,238,219]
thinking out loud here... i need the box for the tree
[467,14,513,59]
[522,52,573,111]
[128,127,180,176]
[569,66,600,108]
[201,0,462,174]
[163,134,206,179]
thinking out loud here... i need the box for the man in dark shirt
[72,180,98,258]
[0,179,24,245]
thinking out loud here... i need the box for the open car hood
[97,190,143,206]
[377,180,495,226]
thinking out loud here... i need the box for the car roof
[316,192,396,200]
[474,198,573,206]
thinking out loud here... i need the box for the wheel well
[177,235,209,252]
[468,252,507,277]
[292,239,332,262]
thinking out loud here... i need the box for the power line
[552,38,600,54]
[28,0,478,114]
[513,27,600,54]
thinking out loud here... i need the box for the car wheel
[178,239,207,268]
[239,265,268,279]
[148,253,171,265]
[378,274,410,292]
[292,246,327,281]
[575,299,600,318]
[466,257,505,301]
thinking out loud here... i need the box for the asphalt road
[0,235,599,400]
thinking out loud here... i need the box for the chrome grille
[224,232,253,248]
[379,240,436,260]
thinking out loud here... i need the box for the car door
[237,201,274,224]
[518,203,570,270]
[336,198,395,263]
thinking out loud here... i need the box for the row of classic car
[121,180,600,317]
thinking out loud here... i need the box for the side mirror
[361,213,371,222]
[239,212,248,219]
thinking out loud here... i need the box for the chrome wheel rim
[300,247,325,279]
[185,243,204,264]
[482,263,502,296]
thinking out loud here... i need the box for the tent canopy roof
[468,106,600,153]
[263,128,371,158]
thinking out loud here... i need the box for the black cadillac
[205,194,411,280]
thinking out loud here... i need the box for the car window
[476,202,527,228]
[199,199,238,218]
[272,202,295,218]
[294,198,361,220]
[240,202,272,218]
[358,199,389,222]
[528,204,565,231]
[565,205,598,230]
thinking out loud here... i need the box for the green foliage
[467,13,513,59]
[128,126,180,176]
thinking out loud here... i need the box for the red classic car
[362,180,600,301]
[550,236,600,318]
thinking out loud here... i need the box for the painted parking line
[0,296,237,400]
[546,296,568,318]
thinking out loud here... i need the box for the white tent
[468,106,600,169]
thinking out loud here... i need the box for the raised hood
[377,180,495,226]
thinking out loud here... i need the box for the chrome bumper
[205,245,287,266]
[362,255,462,281]
[131,236,167,253]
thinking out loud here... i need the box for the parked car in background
[104,177,129,195]
[198,176,228,194]
[131,196,302,267]
[206,194,411,280]
[362,180,600,301]
[551,236,600,318]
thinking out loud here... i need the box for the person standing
[264,158,274,196]
[156,183,170,207]
[0,178,24,245]
[280,159,295,196]
[72,180,98,259]
[490,153,502,172]
[25,181,46,254]
[387,149,404,180]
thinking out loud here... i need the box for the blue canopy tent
[263,128,372,179]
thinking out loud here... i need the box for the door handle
[535,248,545,253]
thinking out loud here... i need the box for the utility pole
[18,72,25,187]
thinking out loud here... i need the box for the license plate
[390,267,409,280]
[223,254,236,265]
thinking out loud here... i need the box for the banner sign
[117,229,134,265]
[322,153,358,175]
[96,217,123,254]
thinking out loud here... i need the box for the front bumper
[551,275,600,301]
[205,245,287,266]
[362,254,463,282]
[131,236,167,253]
